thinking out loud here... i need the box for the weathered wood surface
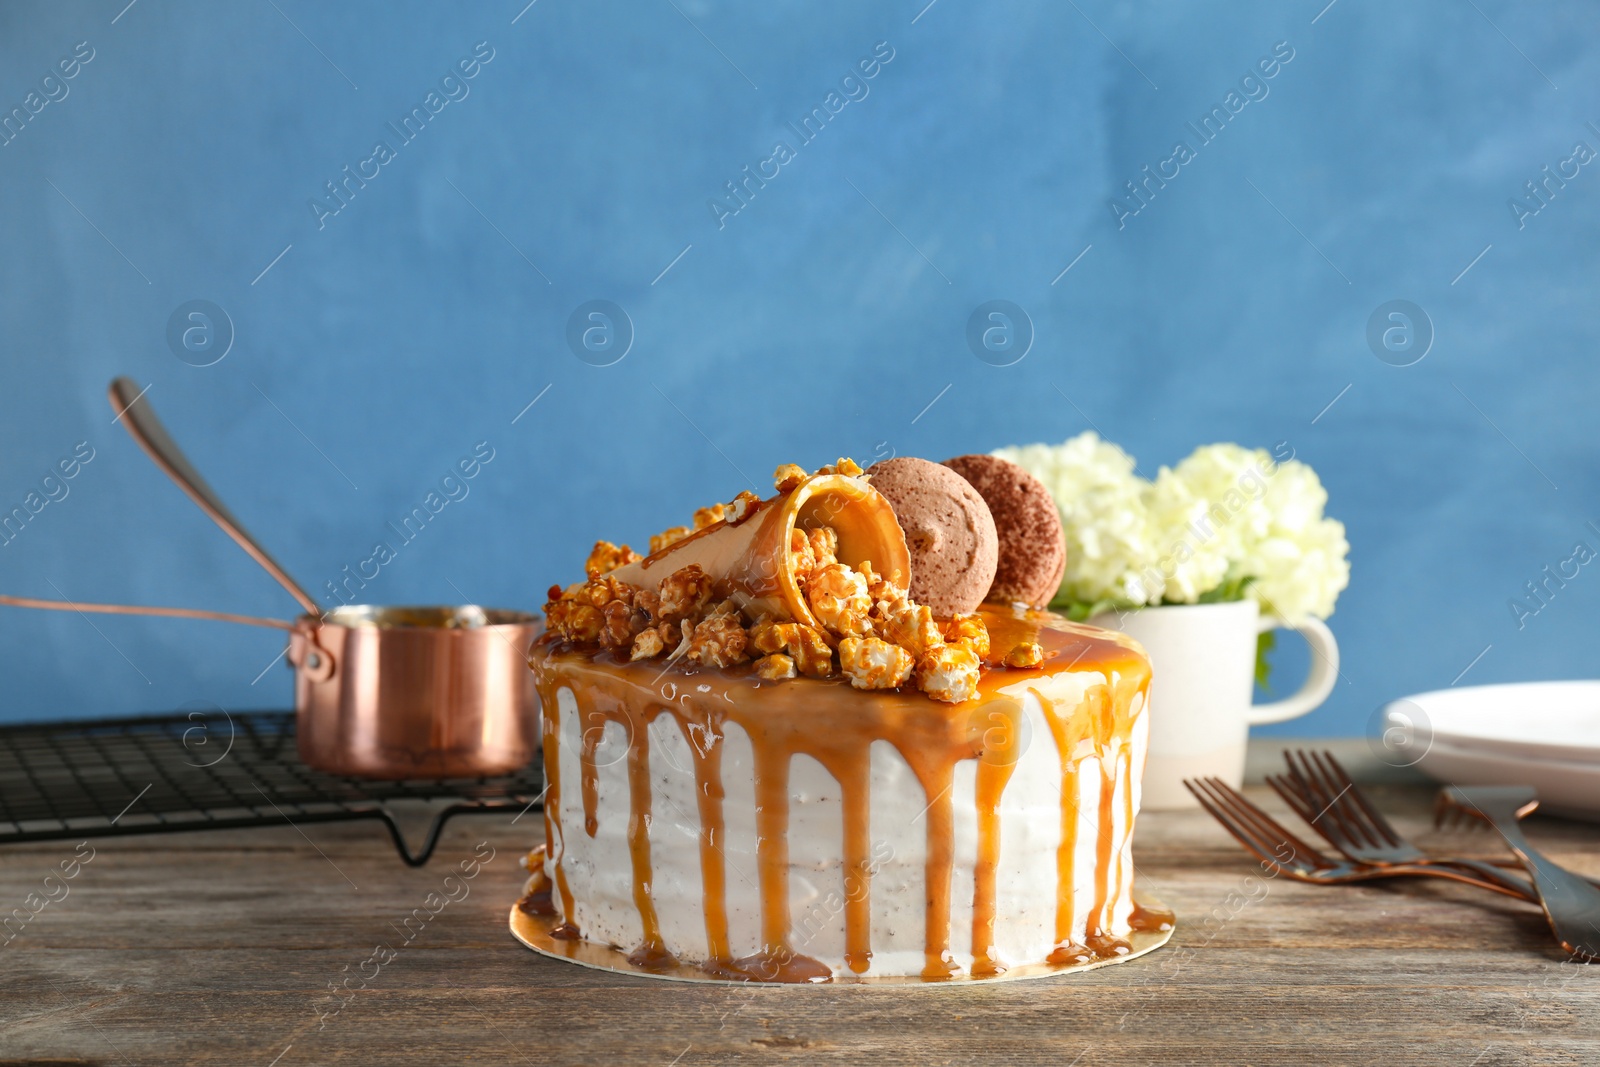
[1,746,1597,1066]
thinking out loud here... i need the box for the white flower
[992,436,1349,621]
[993,433,1158,607]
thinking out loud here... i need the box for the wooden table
[2,742,1597,1066]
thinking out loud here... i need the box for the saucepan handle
[0,593,294,631]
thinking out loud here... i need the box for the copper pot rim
[301,604,541,631]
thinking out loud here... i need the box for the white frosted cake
[519,458,1161,982]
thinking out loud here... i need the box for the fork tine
[1285,749,1350,841]
[1295,749,1373,849]
[1319,751,1404,848]
[1304,749,1381,849]
[1199,777,1329,869]
[1277,751,1361,851]
[1264,772,1336,840]
[1272,760,1363,853]
[1186,779,1301,873]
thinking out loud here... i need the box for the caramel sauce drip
[539,708,577,933]
[968,698,1022,977]
[623,713,674,969]
[530,604,1150,980]
[837,749,874,974]
[688,721,731,963]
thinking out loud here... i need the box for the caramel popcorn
[879,601,944,658]
[581,574,635,609]
[816,457,864,477]
[754,652,797,680]
[650,525,691,555]
[773,463,807,493]
[786,624,835,678]
[1004,642,1043,668]
[585,540,640,579]
[727,490,761,525]
[693,503,726,530]
[807,563,872,637]
[599,599,641,649]
[657,564,714,623]
[943,614,991,661]
[809,526,838,570]
[787,529,817,587]
[839,637,915,690]
[748,616,788,656]
[916,644,981,704]
[686,613,748,669]
[546,600,604,644]
[630,627,666,661]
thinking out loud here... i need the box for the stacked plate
[1382,680,1600,821]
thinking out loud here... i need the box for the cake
[518,457,1164,982]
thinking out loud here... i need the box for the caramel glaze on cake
[526,604,1160,982]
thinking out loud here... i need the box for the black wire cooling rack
[0,710,544,866]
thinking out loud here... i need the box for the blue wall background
[1,0,1596,738]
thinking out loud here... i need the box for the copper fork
[1437,786,1600,960]
[1184,777,1530,896]
[1265,750,1538,900]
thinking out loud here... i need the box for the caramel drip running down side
[917,759,959,981]
[1038,683,1090,966]
[623,714,674,969]
[837,748,874,975]
[751,738,795,968]
[685,719,731,964]
[1083,742,1126,958]
[540,703,578,936]
[969,697,1023,977]
[579,708,602,839]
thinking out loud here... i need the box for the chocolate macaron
[865,457,999,618]
[942,454,1066,608]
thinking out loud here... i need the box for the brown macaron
[942,454,1066,608]
[865,457,999,618]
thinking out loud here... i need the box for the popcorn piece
[599,599,642,649]
[634,587,661,622]
[859,561,909,616]
[629,627,666,661]
[787,529,817,587]
[786,625,835,678]
[773,463,807,493]
[942,614,991,661]
[686,613,748,669]
[916,644,981,703]
[581,574,636,609]
[879,601,944,658]
[748,616,788,656]
[1004,642,1044,669]
[754,653,797,681]
[650,526,691,555]
[727,490,761,525]
[839,636,914,690]
[807,563,872,637]
[657,564,714,623]
[808,526,838,570]
[585,540,640,579]
[546,601,604,645]
[817,457,864,477]
[693,503,726,530]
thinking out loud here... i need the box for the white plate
[1400,736,1600,821]
[1383,680,1600,765]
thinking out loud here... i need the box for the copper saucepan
[0,379,540,780]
